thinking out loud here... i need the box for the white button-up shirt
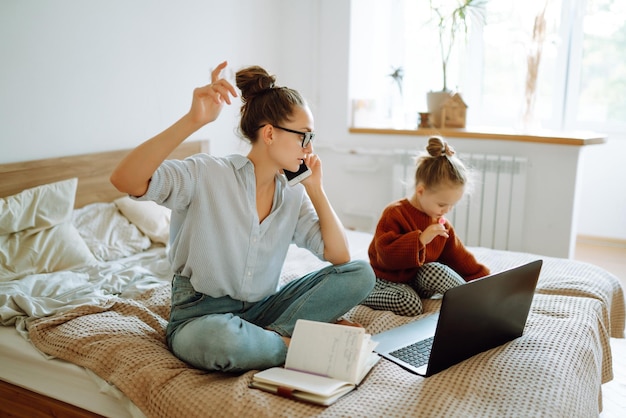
[138,153,325,302]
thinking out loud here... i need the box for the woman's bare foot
[281,336,291,347]
[266,327,291,348]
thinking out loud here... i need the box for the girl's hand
[419,220,449,245]
[188,61,238,126]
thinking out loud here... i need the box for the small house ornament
[439,92,467,128]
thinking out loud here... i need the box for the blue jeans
[166,259,375,372]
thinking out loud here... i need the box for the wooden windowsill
[348,126,607,146]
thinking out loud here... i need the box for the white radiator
[317,146,528,252]
[448,154,528,251]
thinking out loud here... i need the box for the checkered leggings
[361,263,466,316]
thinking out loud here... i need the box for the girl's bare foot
[335,318,363,328]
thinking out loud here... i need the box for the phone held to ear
[284,163,312,186]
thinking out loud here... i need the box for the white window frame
[349,0,626,135]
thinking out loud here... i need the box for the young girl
[110,61,375,373]
[363,136,489,316]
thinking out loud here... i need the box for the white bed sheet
[0,247,172,333]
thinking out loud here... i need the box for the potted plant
[426,0,487,127]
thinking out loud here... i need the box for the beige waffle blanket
[29,247,625,418]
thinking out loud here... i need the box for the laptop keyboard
[390,336,435,367]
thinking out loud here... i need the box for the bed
[0,140,624,418]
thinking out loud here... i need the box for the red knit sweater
[368,198,490,283]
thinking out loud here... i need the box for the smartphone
[284,163,312,186]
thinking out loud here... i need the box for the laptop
[371,259,543,377]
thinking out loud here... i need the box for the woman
[110,61,375,373]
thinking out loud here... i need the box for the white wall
[576,133,626,241]
[1,0,624,245]
[0,0,314,162]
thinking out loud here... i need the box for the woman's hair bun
[236,66,277,103]
[234,64,306,143]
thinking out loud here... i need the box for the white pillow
[0,222,96,282]
[114,196,171,245]
[0,178,77,235]
[73,202,152,262]
[0,178,97,282]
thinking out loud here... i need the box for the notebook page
[285,320,366,383]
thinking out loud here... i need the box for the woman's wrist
[179,112,209,134]
[303,183,325,200]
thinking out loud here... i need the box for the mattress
[0,325,142,417]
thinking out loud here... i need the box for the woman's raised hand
[188,60,238,126]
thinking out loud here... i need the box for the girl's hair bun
[426,136,455,158]
[414,136,468,189]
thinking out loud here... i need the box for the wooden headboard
[0,140,209,208]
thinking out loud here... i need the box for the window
[566,0,626,132]
[349,0,626,133]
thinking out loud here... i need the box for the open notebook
[250,319,379,405]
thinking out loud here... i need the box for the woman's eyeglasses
[258,124,315,148]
